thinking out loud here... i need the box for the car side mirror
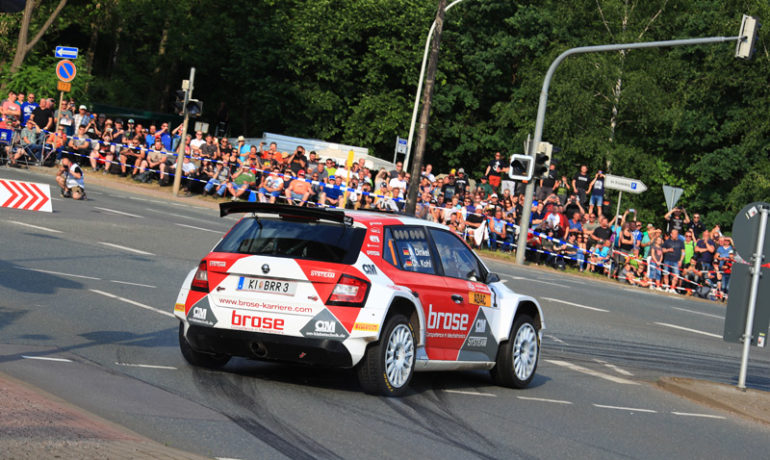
[485,272,500,284]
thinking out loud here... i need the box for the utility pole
[405,0,447,215]
[514,35,744,265]
[172,67,195,196]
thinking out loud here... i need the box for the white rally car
[175,203,544,396]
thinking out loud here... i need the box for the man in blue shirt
[20,93,38,126]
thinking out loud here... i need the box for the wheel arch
[385,295,425,347]
[515,300,543,332]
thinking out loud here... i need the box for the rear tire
[491,315,539,388]
[357,314,415,396]
[178,323,230,369]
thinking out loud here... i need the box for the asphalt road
[1,167,768,459]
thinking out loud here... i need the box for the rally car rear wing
[219,202,353,225]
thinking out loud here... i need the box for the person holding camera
[664,205,690,236]
[56,157,86,200]
[587,170,605,217]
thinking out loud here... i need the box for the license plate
[469,291,491,307]
[237,277,297,296]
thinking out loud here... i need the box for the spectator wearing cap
[73,104,89,129]
[715,235,734,268]
[285,169,312,205]
[475,175,494,200]
[323,176,345,207]
[453,168,469,197]
[227,163,257,200]
[124,119,138,140]
[204,160,231,197]
[91,113,106,139]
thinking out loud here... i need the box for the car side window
[429,228,483,280]
[383,227,436,275]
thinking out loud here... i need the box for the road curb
[657,376,770,426]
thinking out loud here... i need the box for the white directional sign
[395,137,408,154]
[604,174,647,194]
[54,46,78,59]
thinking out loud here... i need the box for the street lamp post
[403,0,469,173]
[514,35,743,265]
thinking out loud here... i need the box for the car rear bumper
[185,324,353,368]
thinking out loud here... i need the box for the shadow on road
[0,259,83,294]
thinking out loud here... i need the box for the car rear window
[214,217,366,265]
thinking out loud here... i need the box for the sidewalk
[658,377,770,426]
[0,372,211,459]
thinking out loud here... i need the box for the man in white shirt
[56,157,86,200]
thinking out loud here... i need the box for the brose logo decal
[231,311,284,331]
[427,305,469,331]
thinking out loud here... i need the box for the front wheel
[357,314,415,396]
[178,323,231,369]
[491,315,539,388]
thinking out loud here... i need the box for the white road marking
[90,289,175,318]
[109,280,157,288]
[444,389,496,397]
[542,297,609,312]
[22,355,72,363]
[144,208,209,221]
[508,276,569,288]
[546,334,568,345]
[671,307,723,319]
[216,457,245,460]
[517,396,572,405]
[115,362,177,370]
[592,359,634,376]
[671,411,726,419]
[175,223,221,233]
[94,206,143,218]
[21,267,101,280]
[98,242,155,256]
[593,404,657,413]
[8,220,63,233]
[654,322,721,339]
[545,360,639,385]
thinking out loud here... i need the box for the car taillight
[191,261,209,292]
[327,275,370,307]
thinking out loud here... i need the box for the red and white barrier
[0,179,52,213]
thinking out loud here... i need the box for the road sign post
[662,185,684,211]
[172,67,195,196]
[54,59,77,146]
[602,174,647,220]
[723,202,770,389]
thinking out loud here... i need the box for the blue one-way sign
[54,46,78,59]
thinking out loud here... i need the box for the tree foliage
[2,0,769,230]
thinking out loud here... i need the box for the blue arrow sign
[55,46,78,59]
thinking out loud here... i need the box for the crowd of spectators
[1,90,735,301]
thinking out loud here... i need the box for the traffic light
[736,15,760,59]
[509,154,534,181]
[186,99,203,117]
[533,142,553,178]
[174,89,185,115]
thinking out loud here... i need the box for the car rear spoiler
[219,202,352,225]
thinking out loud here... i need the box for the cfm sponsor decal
[300,310,349,340]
